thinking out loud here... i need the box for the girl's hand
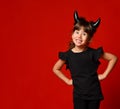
[66,79,73,85]
[98,74,106,81]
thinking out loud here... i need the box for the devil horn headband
[92,18,101,28]
[74,11,79,23]
[74,11,101,28]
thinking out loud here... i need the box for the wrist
[66,79,72,85]
[103,73,107,79]
[98,74,107,81]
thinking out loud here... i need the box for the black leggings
[73,98,101,109]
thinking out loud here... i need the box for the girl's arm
[53,59,72,85]
[98,52,118,80]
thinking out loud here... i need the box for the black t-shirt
[58,47,104,100]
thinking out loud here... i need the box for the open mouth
[76,39,82,44]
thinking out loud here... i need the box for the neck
[73,46,88,52]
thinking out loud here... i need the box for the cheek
[82,36,87,40]
[72,34,75,39]
[84,35,89,39]
[71,35,76,43]
[72,32,77,38]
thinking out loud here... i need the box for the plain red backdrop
[0,0,120,109]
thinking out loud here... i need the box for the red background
[0,0,120,109]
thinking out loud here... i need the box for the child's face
[72,26,89,47]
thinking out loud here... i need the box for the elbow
[52,66,61,75]
[52,66,56,74]
[113,55,118,61]
[112,55,118,64]
[52,66,59,74]
[52,67,56,74]
[114,55,118,62]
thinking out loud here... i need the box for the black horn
[92,18,101,29]
[74,11,79,23]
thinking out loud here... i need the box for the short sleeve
[94,47,104,61]
[58,52,67,61]
[58,52,69,69]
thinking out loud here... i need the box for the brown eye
[83,32,87,36]
[75,30,79,34]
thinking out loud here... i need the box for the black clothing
[73,97,100,109]
[58,47,104,100]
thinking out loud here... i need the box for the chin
[75,45,82,47]
[76,43,86,47]
[75,43,83,46]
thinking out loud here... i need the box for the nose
[78,32,82,38]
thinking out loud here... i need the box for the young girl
[53,11,117,109]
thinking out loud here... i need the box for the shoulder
[88,47,104,53]
[88,47,104,61]
[58,50,70,60]
[59,50,69,56]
